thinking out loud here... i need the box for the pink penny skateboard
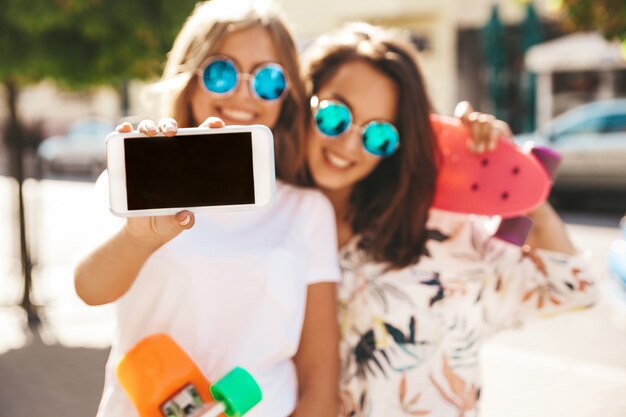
[117,334,262,417]
[430,114,561,245]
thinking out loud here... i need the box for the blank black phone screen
[124,132,254,210]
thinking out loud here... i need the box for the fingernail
[166,123,176,133]
[179,215,191,226]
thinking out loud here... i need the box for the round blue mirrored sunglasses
[311,97,400,158]
[199,56,288,101]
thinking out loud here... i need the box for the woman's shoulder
[276,181,333,211]
[425,208,500,251]
[427,208,482,235]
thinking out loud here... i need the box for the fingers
[455,100,512,153]
[125,211,195,249]
[151,211,195,242]
[174,210,195,230]
[137,119,158,136]
[158,118,178,137]
[454,100,474,122]
[493,119,513,140]
[121,118,180,137]
[199,117,225,128]
[464,112,492,153]
[477,113,497,152]
[456,101,489,152]
[115,122,133,133]
[133,116,224,133]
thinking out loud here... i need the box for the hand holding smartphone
[106,125,276,217]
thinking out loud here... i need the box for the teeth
[221,108,255,122]
[325,149,352,169]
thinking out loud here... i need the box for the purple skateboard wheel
[531,146,561,179]
[494,216,534,246]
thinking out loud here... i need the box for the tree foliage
[0,1,199,321]
[0,0,198,89]
[560,0,626,42]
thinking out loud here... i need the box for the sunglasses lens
[315,102,351,137]
[202,59,237,94]
[252,65,287,101]
[362,122,400,157]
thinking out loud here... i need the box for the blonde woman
[75,2,340,416]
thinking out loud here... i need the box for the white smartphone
[106,125,275,217]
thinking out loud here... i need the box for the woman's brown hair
[155,0,309,185]
[301,23,441,268]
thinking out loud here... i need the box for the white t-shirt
[91,175,341,417]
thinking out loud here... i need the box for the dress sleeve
[301,191,341,285]
[470,217,597,330]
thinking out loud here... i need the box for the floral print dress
[338,209,595,417]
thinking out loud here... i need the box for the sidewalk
[1,176,625,417]
[1,176,114,417]
[0,323,109,417]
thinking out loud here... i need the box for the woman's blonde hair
[156,0,309,184]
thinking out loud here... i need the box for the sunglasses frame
[311,96,400,157]
[198,55,289,102]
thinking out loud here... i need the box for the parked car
[606,215,626,332]
[609,215,626,289]
[516,99,626,192]
[37,118,115,177]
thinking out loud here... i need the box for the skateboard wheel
[494,216,534,246]
[530,146,561,179]
[210,367,262,417]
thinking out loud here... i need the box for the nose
[337,126,362,154]
[232,74,255,99]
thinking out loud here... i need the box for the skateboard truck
[160,368,258,417]
[493,216,534,246]
[491,145,562,245]
[117,334,262,417]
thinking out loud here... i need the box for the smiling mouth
[218,107,256,123]
[324,148,353,169]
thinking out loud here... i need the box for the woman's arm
[462,212,595,329]
[74,119,198,305]
[526,203,577,255]
[74,211,194,305]
[454,101,578,255]
[291,282,340,417]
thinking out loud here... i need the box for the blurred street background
[1,0,626,416]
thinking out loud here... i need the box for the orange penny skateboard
[430,114,561,244]
[117,334,262,417]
